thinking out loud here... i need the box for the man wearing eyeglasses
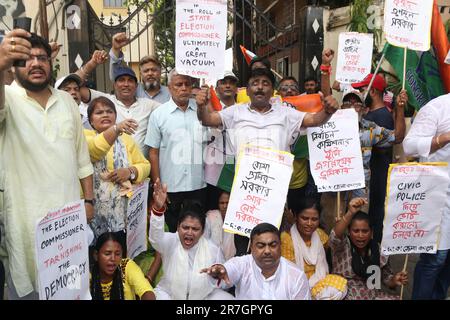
[0,31,94,299]
[278,77,300,97]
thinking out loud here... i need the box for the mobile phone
[13,17,32,67]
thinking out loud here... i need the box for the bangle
[113,124,122,135]
[152,205,166,216]
[436,135,442,148]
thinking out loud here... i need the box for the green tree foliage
[126,0,175,82]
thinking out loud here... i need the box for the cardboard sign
[384,0,434,51]
[307,109,365,192]
[35,200,90,300]
[223,146,293,237]
[126,180,149,259]
[381,163,449,255]
[336,32,373,84]
[175,0,227,80]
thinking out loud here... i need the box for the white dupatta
[289,224,328,288]
[167,236,214,300]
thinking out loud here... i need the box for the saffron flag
[431,0,450,93]
[284,94,323,159]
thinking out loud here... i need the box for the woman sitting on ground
[330,197,408,300]
[149,179,234,300]
[90,232,155,300]
[204,191,236,261]
[281,197,347,299]
[84,96,150,244]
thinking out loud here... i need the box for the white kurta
[403,93,450,250]
[149,213,226,299]
[221,254,311,300]
[0,82,93,297]
[204,210,236,261]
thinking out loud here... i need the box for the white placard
[175,0,227,80]
[336,32,373,84]
[384,0,434,51]
[223,146,294,237]
[381,163,449,255]
[307,109,365,192]
[35,200,91,300]
[126,180,149,259]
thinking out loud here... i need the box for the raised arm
[320,48,334,97]
[333,197,368,239]
[392,89,407,144]
[75,50,108,84]
[109,32,129,81]
[0,29,31,110]
[196,86,223,127]
[302,95,340,127]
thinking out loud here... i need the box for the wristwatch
[84,199,95,206]
[129,168,136,181]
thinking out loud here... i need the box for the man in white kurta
[0,31,93,298]
[203,223,311,300]
[403,93,450,300]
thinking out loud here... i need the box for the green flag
[383,43,444,110]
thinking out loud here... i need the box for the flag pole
[400,254,409,300]
[270,68,283,80]
[402,47,407,90]
[363,47,387,101]
[337,191,341,220]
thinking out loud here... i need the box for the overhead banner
[336,32,373,84]
[35,200,90,300]
[384,0,433,51]
[307,109,365,192]
[126,180,149,259]
[223,146,293,237]
[381,163,449,255]
[175,0,227,80]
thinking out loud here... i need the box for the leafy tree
[126,0,175,83]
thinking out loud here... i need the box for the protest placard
[335,32,373,84]
[126,180,149,259]
[384,0,434,51]
[35,200,90,300]
[175,0,227,80]
[223,146,293,237]
[381,163,449,255]
[307,109,365,192]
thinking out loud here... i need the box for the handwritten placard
[126,180,149,259]
[175,0,227,80]
[35,200,91,300]
[223,146,293,237]
[307,109,365,192]
[336,32,373,84]
[381,163,449,255]
[384,0,434,51]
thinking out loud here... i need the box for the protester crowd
[0,29,449,301]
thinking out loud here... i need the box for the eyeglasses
[278,85,299,91]
[342,101,364,108]
[27,55,51,63]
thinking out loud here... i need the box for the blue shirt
[145,98,207,192]
[109,49,171,104]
